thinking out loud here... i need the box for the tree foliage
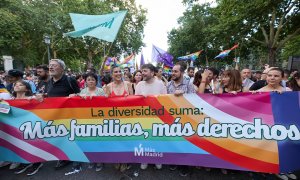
[0,0,147,71]
[168,0,300,69]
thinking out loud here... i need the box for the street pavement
[0,162,299,180]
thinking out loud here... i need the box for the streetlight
[44,35,51,64]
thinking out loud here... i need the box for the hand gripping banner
[0,92,300,173]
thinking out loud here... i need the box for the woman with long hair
[103,66,132,172]
[104,66,133,97]
[288,72,300,91]
[219,69,243,94]
[193,70,202,92]
[131,70,142,94]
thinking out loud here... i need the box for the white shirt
[135,78,167,96]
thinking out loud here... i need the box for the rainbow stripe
[0,93,300,173]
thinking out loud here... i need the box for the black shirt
[47,74,80,97]
[37,80,49,94]
[249,80,267,91]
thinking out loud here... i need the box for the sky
[134,0,214,65]
[135,0,186,64]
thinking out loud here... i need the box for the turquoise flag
[64,10,127,42]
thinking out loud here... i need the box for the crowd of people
[0,59,299,179]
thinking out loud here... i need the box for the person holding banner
[219,69,244,94]
[35,59,80,174]
[76,73,106,98]
[166,62,195,176]
[103,65,133,172]
[257,68,291,93]
[252,68,295,180]
[135,64,166,170]
[74,72,106,172]
[104,65,133,97]
[135,64,167,97]
[10,80,44,176]
[166,62,195,96]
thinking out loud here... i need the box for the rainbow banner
[177,50,202,61]
[0,92,300,173]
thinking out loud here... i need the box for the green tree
[212,0,300,66]
[0,0,147,71]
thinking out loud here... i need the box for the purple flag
[152,45,174,67]
[140,53,145,67]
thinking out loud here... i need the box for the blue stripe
[76,141,209,154]
[0,147,28,163]
[0,107,89,161]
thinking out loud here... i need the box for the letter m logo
[134,144,144,156]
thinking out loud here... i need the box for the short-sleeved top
[135,78,167,95]
[80,87,106,96]
[166,77,195,94]
[47,75,80,97]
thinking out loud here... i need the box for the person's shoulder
[124,81,132,86]
[136,81,145,87]
[154,78,164,85]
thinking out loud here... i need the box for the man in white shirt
[135,64,166,170]
[135,64,167,96]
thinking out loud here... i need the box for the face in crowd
[134,71,142,83]
[14,81,28,93]
[123,68,130,75]
[222,72,230,86]
[156,68,163,78]
[142,68,154,82]
[206,70,215,81]
[188,69,194,78]
[112,67,122,81]
[254,72,262,81]
[241,68,252,80]
[266,69,283,86]
[124,73,132,82]
[36,68,48,80]
[49,60,64,77]
[86,75,97,88]
[171,65,183,82]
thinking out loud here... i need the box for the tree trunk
[87,50,93,68]
[268,47,277,66]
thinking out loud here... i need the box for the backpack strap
[67,76,75,93]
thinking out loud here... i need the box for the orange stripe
[156,95,278,164]
[166,95,278,152]
[29,106,159,120]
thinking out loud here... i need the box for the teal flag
[64,10,127,42]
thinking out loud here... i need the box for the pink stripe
[199,92,273,114]
[198,93,274,125]
[238,92,272,104]
[0,138,44,162]
[0,122,69,160]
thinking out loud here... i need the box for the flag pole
[205,50,209,68]
[99,41,114,76]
